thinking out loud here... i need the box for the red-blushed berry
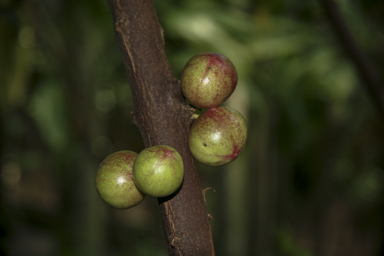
[189,107,247,166]
[181,52,237,109]
[133,145,184,197]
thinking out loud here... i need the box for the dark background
[1,0,384,255]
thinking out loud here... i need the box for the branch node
[169,233,181,248]
[130,111,139,126]
[159,25,165,45]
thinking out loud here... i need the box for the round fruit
[96,150,145,209]
[133,145,184,197]
[181,52,238,109]
[189,106,247,166]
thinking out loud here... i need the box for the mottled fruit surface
[133,145,184,197]
[96,150,145,209]
[181,52,238,109]
[189,106,247,166]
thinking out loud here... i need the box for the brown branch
[106,0,215,255]
[318,0,384,119]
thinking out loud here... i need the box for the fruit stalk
[106,0,215,255]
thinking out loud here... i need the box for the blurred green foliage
[1,0,384,255]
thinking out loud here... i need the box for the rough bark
[106,0,215,255]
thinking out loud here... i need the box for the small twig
[202,187,216,204]
[319,0,384,119]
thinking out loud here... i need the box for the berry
[96,150,145,209]
[189,106,247,166]
[181,52,237,109]
[133,145,184,197]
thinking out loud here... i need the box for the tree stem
[106,0,215,255]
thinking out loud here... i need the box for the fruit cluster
[95,52,247,210]
[96,145,184,209]
[181,52,247,167]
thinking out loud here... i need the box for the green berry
[189,106,247,166]
[96,150,145,209]
[133,145,184,197]
[181,52,238,109]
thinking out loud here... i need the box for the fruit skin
[189,106,247,166]
[181,52,238,109]
[96,150,145,209]
[133,145,184,197]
